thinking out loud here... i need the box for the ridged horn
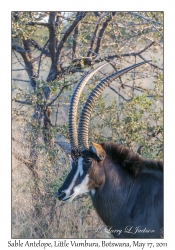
[78,61,150,151]
[68,63,108,152]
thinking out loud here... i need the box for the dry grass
[12,110,110,239]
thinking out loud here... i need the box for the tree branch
[136,41,155,54]
[95,12,116,55]
[72,35,157,71]
[87,16,101,58]
[122,41,155,57]
[138,54,163,71]
[37,39,49,77]
[12,50,25,68]
[12,68,26,71]
[97,12,109,23]
[13,100,32,105]
[47,12,87,82]
[72,13,81,59]
[55,12,87,63]
[128,12,163,26]
[46,86,66,107]
[27,21,49,27]
[12,42,26,54]
[12,78,30,83]
[108,85,133,102]
[12,42,37,90]
[46,80,76,108]
[48,12,57,63]
[30,39,50,56]
[23,38,32,60]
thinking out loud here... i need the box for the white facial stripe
[70,157,73,170]
[78,157,84,176]
[73,174,90,197]
[62,164,80,199]
[62,157,85,200]
[63,176,90,203]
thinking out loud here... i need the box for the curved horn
[68,63,108,152]
[78,61,150,151]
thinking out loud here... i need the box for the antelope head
[57,61,148,202]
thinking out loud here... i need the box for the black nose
[57,190,66,201]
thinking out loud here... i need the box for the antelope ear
[90,142,106,161]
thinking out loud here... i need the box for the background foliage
[12,11,163,238]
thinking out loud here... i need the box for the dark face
[57,150,105,202]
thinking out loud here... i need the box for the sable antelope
[57,62,163,238]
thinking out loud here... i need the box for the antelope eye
[84,158,91,164]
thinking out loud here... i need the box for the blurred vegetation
[12,11,163,238]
